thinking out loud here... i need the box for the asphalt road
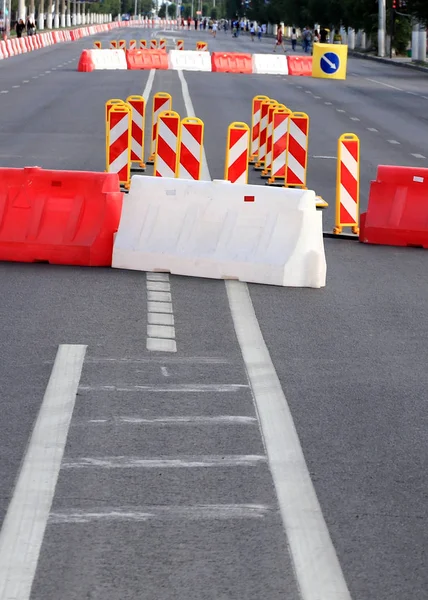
[0,25,428,600]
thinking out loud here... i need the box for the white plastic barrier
[90,49,127,69]
[112,177,326,288]
[252,53,289,75]
[168,49,212,72]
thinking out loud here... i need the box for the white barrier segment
[89,49,127,70]
[252,53,289,75]
[168,50,212,72]
[112,177,326,288]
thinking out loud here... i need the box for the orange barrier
[211,52,252,74]
[0,167,123,266]
[77,49,95,72]
[126,49,168,70]
[286,56,312,76]
[360,165,428,248]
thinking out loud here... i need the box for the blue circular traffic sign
[320,52,340,75]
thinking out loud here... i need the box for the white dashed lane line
[367,127,378,132]
[336,109,346,113]
[350,117,360,121]
[412,153,426,159]
[12,85,20,89]
[0,90,8,94]
[388,139,400,145]
[324,101,332,105]
[22,80,30,83]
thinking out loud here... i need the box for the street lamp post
[378,0,386,57]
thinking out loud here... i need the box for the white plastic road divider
[252,53,289,75]
[89,49,127,70]
[168,50,212,72]
[112,176,326,288]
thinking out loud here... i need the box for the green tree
[167,2,177,16]
[158,2,166,17]
[183,4,192,17]
[211,7,217,19]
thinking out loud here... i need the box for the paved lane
[0,26,428,600]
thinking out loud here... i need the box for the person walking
[15,19,25,38]
[273,24,286,53]
[250,21,255,41]
[291,27,297,51]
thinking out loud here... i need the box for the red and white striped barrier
[249,95,269,163]
[334,133,360,235]
[176,39,184,50]
[110,40,118,49]
[150,39,158,50]
[255,99,276,171]
[106,103,131,188]
[224,122,250,184]
[139,39,147,49]
[127,95,146,169]
[159,38,167,50]
[261,102,279,177]
[119,39,126,50]
[285,112,309,188]
[177,117,204,180]
[148,92,172,164]
[154,111,180,178]
[268,106,292,185]
[129,39,137,50]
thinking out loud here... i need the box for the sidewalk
[348,49,428,73]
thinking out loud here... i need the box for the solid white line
[83,415,257,425]
[0,344,87,600]
[142,68,155,102]
[147,338,177,352]
[225,281,352,600]
[148,312,175,325]
[177,69,211,181]
[79,383,248,392]
[366,77,402,91]
[62,455,266,469]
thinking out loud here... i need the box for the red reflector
[244,195,255,202]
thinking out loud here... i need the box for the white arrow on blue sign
[320,52,340,74]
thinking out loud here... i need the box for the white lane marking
[336,109,346,113]
[177,69,211,181]
[62,455,266,469]
[350,117,360,121]
[313,95,321,99]
[49,504,273,523]
[161,365,170,377]
[22,80,30,83]
[82,415,257,425]
[12,85,20,89]
[79,383,249,393]
[148,312,174,326]
[305,90,312,94]
[296,85,302,89]
[406,91,418,96]
[324,101,332,105]
[32,75,38,79]
[367,127,378,132]
[146,272,176,352]
[388,139,400,144]
[412,153,426,159]
[147,338,177,352]
[88,419,108,423]
[225,281,352,600]
[0,90,8,94]
[312,155,336,159]
[142,68,155,101]
[366,77,402,91]
[0,344,87,600]
[423,96,428,100]
[84,356,228,365]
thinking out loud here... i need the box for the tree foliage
[158,2,166,17]
[167,2,176,16]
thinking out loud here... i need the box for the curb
[348,50,428,74]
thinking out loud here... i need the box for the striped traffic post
[106,103,132,189]
[177,117,204,180]
[129,39,137,49]
[150,38,158,49]
[176,39,184,50]
[254,99,276,170]
[94,40,101,48]
[249,95,269,164]
[148,92,172,164]
[126,95,146,170]
[224,122,250,184]
[154,111,181,178]
[109,40,118,49]
[196,41,208,50]
[261,102,280,177]
[268,106,292,185]
[334,133,360,235]
[284,112,309,188]
[159,38,167,50]
[119,39,126,49]
[105,98,127,124]
[139,39,147,49]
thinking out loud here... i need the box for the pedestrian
[194,18,198,30]
[320,27,327,43]
[273,23,286,53]
[291,27,297,51]
[15,18,25,38]
[303,27,312,52]
[257,22,262,41]
[212,20,217,37]
[313,29,320,44]
[250,21,255,41]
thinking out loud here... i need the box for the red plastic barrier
[77,49,95,72]
[211,52,252,74]
[126,49,168,70]
[360,165,428,248]
[0,167,123,266]
[287,55,312,76]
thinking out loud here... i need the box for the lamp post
[378,0,386,57]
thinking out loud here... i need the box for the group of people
[15,16,36,37]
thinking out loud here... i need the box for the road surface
[0,25,427,600]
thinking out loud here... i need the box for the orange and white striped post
[119,39,126,49]
[126,95,146,170]
[254,99,276,170]
[268,106,292,185]
[150,38,158,49]
[109,40,118,49]
[94,40,101,48]
[334,133,360,235]
[154,111,181,178]
[139,39,147,49]
[105,98,127,124]
[284,112,309,188]
[148,92,172,164]
[159,38,167,50]
[177,117,204,180]
[106,103,131,189]
[196,41,208,50]
[129,39,137,49]
[176,39,184,50]
[249,95,269,163]
[261,102,280,177]
[224,122,250,184]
